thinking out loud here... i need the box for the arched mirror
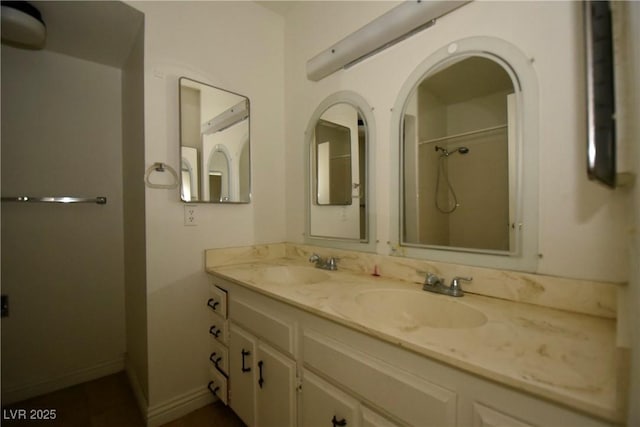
[390,37,539,272]
[305,92,376,252]
[403,56,515,252]
[179,77,251,203]
[180,147,198,201]
[207,148,231,202]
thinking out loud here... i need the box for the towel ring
[145,162,179,189]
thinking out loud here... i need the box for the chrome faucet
[308,253,338,271]
[422,273,472,297]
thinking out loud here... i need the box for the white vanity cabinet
[210,274,616,427]
[470,403,536,427]
[361,407,403,427]
[226,292,297,427]
[301,370,361,427]
[228,323,257,425]
[206,283,229,404]
[303,329,457,427]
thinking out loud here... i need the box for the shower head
[435,146,469,157]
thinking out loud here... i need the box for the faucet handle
[425,272,442,286]
[309,253,321,263]
[450,276,472,290]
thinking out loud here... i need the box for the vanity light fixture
[1,0,46,49]
[306,0,470,81]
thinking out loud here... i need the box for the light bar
[201,100,249,135]
[306,0,471,81]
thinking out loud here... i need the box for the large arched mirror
[179,77,251,203]
[403,56,515,252]
[305,92,376,252]
[390,37,539,272]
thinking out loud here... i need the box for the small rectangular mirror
[179,77,251,203]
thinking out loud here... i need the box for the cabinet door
[302,370,360,427]
[256,342,297,427]
[229,323,257,427]
[362,407,402,427]
[472,403,536,427]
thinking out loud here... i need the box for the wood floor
[1,372,245,427]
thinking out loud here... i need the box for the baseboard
[146,385,216,427]
[124,360,149,420]
[1,356,125,405]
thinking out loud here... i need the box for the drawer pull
[209,352,222,367]
[209,326,221,338]
[332,416,347,427]
[207,298,220,311]
[241,349,251,372]
[258,360,264,388]
[207,381,220,395]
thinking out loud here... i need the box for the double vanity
[203,243,623,427]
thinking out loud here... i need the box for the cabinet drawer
[303,330,457,427]
[302,370,360,427]
[472,403,535,427]
[209,338,229,376]
[208,284,228,319]
[209,312,229,346]
[229,298,295,355]
[208,366,228,405]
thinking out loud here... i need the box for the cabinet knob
[207,298,220,310]
[332,415,347,427]
[209,326,221,337]
[258,360,264,388]
[207,381,220,395]
[241,349,251,372]
[209,352,222,367]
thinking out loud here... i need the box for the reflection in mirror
[208,148,230,202]
[311,103,367,241]
[315,119,353,205]
[179,77,250,203]
[402,56,515,253]
[181,147,198,201]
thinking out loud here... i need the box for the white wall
[620,2,640,424]
[1,47,126,402]
[284,1,630,283]
[121,24,149,404]
[128,0,285,412]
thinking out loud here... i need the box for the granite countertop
[206,258,619,422]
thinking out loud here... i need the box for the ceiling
[255,1,296,17]
[30,1,143,69]
[22,1,287,68]
[420,56,514,105]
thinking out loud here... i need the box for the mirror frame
[178,76,252,204]
[304,91,377,252]
[389,36,540,272]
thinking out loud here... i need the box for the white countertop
[207,258,620,422]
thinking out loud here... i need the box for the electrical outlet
[184,205,198,226]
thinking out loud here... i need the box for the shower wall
[416,90,511,250]
[1,47,126,403]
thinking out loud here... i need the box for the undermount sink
[255,266,331,286]
[341,289,488,330]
